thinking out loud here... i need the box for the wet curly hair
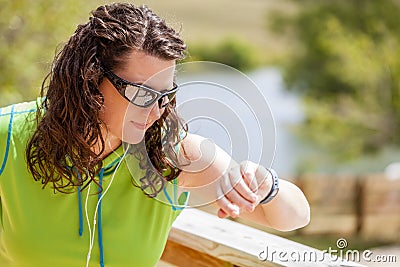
[26,3,188,196]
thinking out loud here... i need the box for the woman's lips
[130,121,150,130]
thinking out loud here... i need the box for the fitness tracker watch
[259,168,279,205]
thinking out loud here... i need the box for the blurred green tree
[0,0,96,106]
[186,38,263,72]
[269,0,400,159]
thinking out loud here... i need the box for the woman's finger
[251,166,274,203]
[240,161,259,195]
[220,174,256,212]
[228,165,258,203]
[217,208,228,218]
[216,186,240,218]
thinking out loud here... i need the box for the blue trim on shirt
[0,105,15,176]
[77,184,83,237]
[98,168,105,267]
[0,109,36,117]
[162,179,186,211]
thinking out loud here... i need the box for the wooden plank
[358,174,400,242]
[160,240,232,267]
[167,208,365,267]
[200,205,297,238]
[299,214,357,235]
[298,175,357,214]
[361,214,400,242]
[361,174,400,214]
[155,260,177,267]
[232,217,299,238]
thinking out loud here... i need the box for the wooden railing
[157,208,366,267]
[294,174,400,241]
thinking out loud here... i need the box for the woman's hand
[215,161,273,218]
[178,133,310,230]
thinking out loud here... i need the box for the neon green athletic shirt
[0,99,188,267]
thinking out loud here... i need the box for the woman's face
[99,50,176,144]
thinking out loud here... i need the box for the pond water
[176,66,399,177]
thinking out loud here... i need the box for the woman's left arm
[177,133,310,231]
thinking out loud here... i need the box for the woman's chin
[122,131,145,145]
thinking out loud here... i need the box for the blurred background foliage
[268,0,400,160]
[1,0,399,162]
[0,0,95,105]
[183,38,263,72]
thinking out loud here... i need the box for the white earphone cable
[85,148,129,267]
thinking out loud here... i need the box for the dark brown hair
[26,3,187,195]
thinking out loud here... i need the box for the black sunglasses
[103,69,178,108]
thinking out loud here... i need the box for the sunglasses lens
[159,92,176,108]
[168,92,177,101]
[125,85,157,106]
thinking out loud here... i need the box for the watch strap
[259,168,279,205]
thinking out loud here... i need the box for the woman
[0,3,309,267]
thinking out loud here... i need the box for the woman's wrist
[259,168,279,205]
